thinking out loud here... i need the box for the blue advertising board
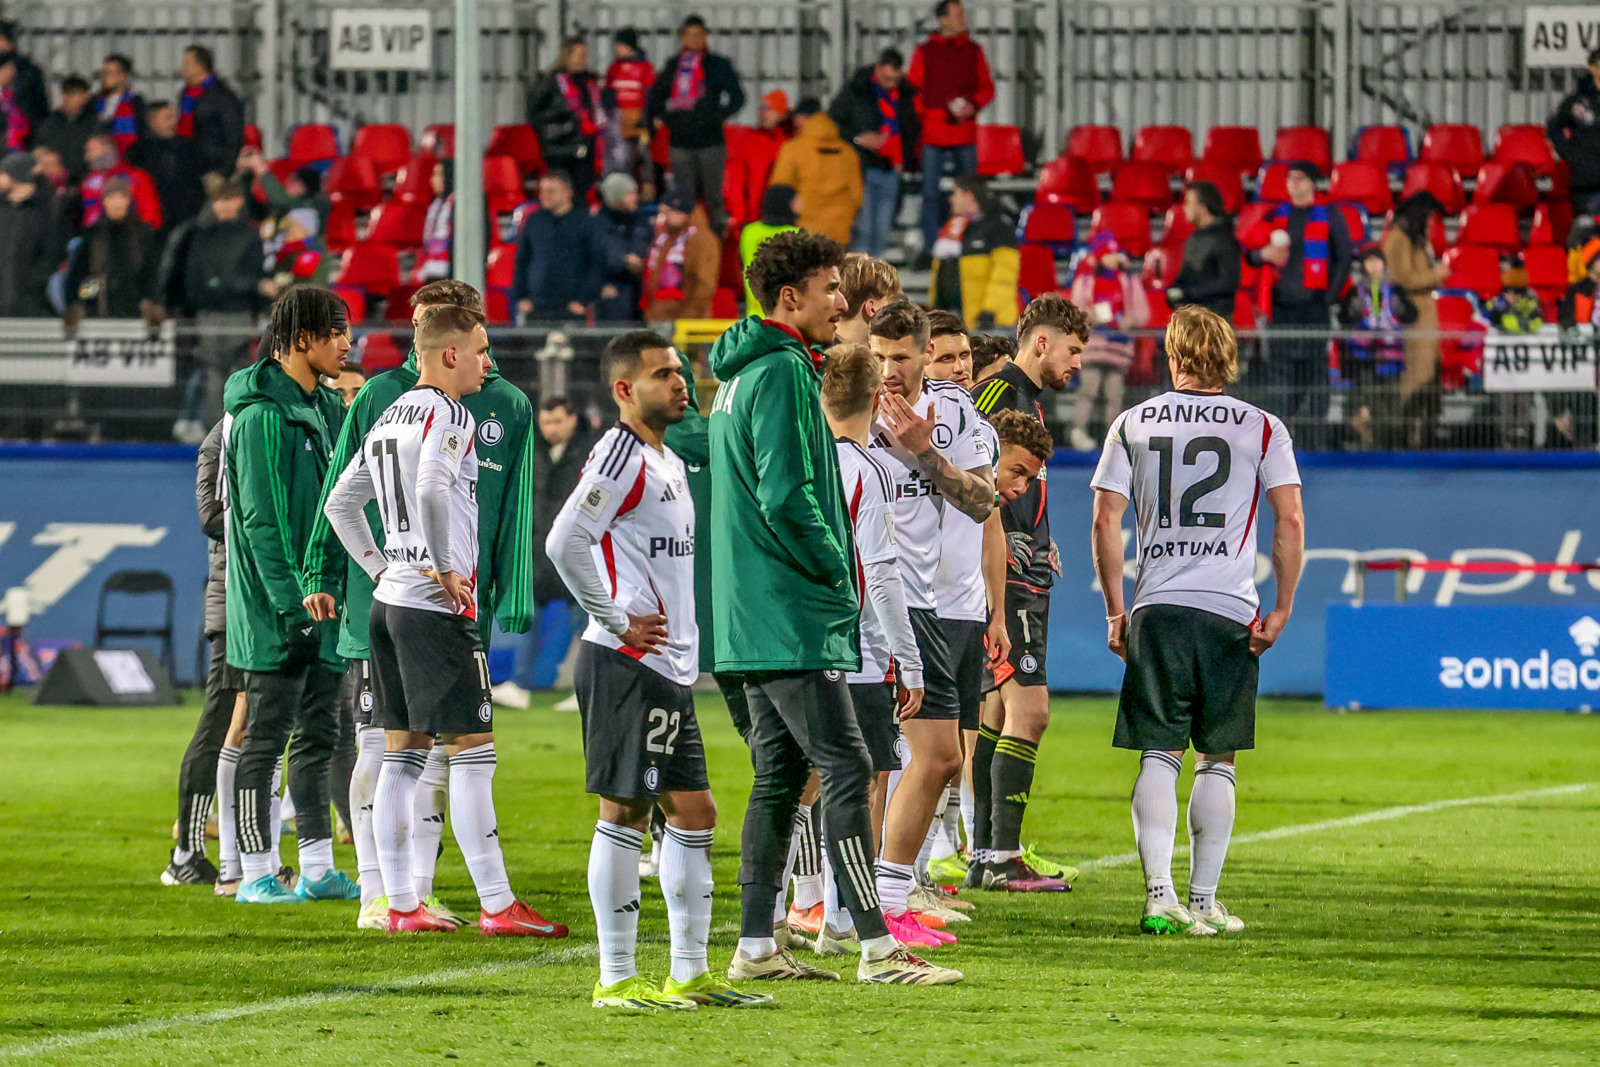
[1325,604,1600,710]
[2,446,1598,695]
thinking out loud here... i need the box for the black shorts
[574,641,710,799]
[1114,603,1259,754]
[1001,587,1050,688]
[368,601,493,736]
[342,658,375,727]
[938,617,987,732]
[907,607,963,721]
[848,681,902,772]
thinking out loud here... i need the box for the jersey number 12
[1149,436,1230,530]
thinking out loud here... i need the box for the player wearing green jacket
[711,231,958,985]
[222,287,361,905]
[300,280,536,928]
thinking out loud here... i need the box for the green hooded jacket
[661,347,714,671]
[706,317,860,673]
[302,351,537,657]
[222,358,346,671]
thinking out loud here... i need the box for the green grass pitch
[1,691,1597,1065]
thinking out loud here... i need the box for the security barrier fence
[1,320,1593,452]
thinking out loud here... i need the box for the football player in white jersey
[1090,306,1305,937]
[815,342,927,954]
[547,330,772,1011]
[866,300,995,947]
[324,304,567,938]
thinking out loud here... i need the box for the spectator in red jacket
[80,132,163,230]
[908,1,993,263]
[605,29,655,141]
[723,89,789,227]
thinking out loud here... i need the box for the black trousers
[236,662,341,854]
[738,670,888,941]
[175,635,241,852]
[1267,302,1333,450]
[327,663,360,835]
[715,671,751,744]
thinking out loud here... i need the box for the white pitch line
[1076,781,1595,872]
[0,944,598,1060]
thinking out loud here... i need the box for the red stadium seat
[977,124,1026,177]
[1491,124,1556,170]
[1182,162,1244,213]
[1144,287,1173,329]
[1328,161,1392,214]
[1064,124,1123,173]
[1532,200,1574,247]
[1457,203,1522,252]
[324,201,358,253]
[487,244,517,290]
[394,153,440,204]
[1435,292,1488,386]
[335,245,401,297]
[1036,155,1100,213]
[1400,162,1466,214]
[1270,126,1333,175]
[1157,204,1194,250]
[1235,200,1280,245]
[1471,161,1539,212]
[1089,202,1152,257]
[1109,161,1173,212]
[421,124,455,158]
[1256,162,1291,203]
[1131,125,1194,174]
[711,288,740,319]
[383,285,422,323]
[350,124,413,176]
[1334,201,1371,245]
[1021,202,1077,245]
[483,155,525,215]
[330,286,368,325]
[1200,126,1263,177]
[325,156,382,213]
[487,124,546,177]
[1233,287,1260,330]
[485,289,512,325]
[365,199,428,250]
[286,124,340,165]
[1524,243,1570,314]
[358,331,406,373]
[1419,124,1484,176]
[1017,243,1061,302]
[1442,244,1504,301]
[1352,125,1412,170]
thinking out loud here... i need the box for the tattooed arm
[880,391,994,522]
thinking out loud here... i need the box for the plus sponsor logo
[1438,615,1600,693]
[647,531,695,558]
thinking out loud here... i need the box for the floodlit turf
[1,692,1597,1065]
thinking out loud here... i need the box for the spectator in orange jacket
[908,1,993,262]
[723,89,789,228]
[642,183,720,322]
[768,98,861,244]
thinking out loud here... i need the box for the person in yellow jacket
[930,173,1019,329]
[768,99,862,245]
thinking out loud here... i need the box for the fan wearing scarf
[177,45,246,181]
[642,183,720,322]
[527,37,608,201]
[645,16,746,236]
[1067,231,1150,451]
[1243,159,1353,450]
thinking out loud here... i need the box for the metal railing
[1,320,1593,451]
[9,2,1586,163]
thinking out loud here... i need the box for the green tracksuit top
[662,347,715,672]
[706,317,860,673]
[301,352,536,656]
[222,358,346,672]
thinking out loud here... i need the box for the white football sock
[589,821,643,986]
[959,778,975,850]
[821,848,853,933]
[277,755,297,822]
[299,838,333,881]
[449,744,514,914]
[861,933,899,961]
[216,746,241,880]
[736,936,777,960]
[268,763,282,871]
[881,766,904,844]
[1187,760,1238,914]
[774,816,800,923]
[874,858,916,917]
[413,745,450,898]
[350,725,384,904]
[791,803,823,910]
[940,783,963,853]
[917,816,940,880]
[241,849,274,883]
[1133,750,1182,906]
[660,824,714,984]
[374,748,427,912]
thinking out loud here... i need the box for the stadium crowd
[0,5,1595,450]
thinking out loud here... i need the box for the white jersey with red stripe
[360,386,481,618]
[562,424,698,685]
[837,437,899,685]
[1090,390,1300,625]
[934,415,998,622]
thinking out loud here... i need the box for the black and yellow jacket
[931,209,1020,328]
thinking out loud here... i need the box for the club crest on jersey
[478,419,504,446]
[477,701,493,723]
[1020,654,1038,675]
[578,483,612,520]
[931,424,954,449]
[644,765,661,792]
